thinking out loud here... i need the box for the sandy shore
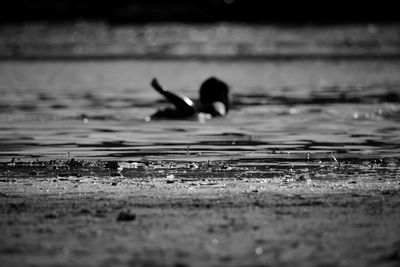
[1,159,400,267]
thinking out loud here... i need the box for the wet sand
[1,160,400,267]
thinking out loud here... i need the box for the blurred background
[1,0,399,24]
[1,0,399,60]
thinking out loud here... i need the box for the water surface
[1,59,399,163]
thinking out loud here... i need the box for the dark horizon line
[1,15,400,25]
[1,19,400,26]
[2,53,400,62]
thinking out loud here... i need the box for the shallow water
[0,58,399,163]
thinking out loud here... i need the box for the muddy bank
[1,159,400,267]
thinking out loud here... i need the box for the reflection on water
[0,59,399,163]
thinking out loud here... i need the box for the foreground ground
[1,159,400,267]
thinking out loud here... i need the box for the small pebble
[255,246,263,255]
[79,208,91,215]
[117,210,136,221]
[45,213,58,219]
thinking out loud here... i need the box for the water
[1,59,399,163]
[0,23,400,163]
